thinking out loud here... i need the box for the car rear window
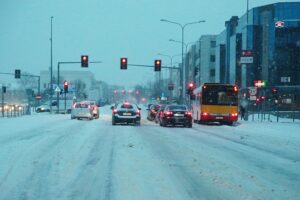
[168,105,187,110]
[75,104,89,108]
[120,104,133,109]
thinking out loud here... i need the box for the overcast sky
[0,0,298,88]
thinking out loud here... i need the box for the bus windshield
[202,85,238,106]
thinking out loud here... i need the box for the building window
[210,41,216,47]
[210,55,216,62]
[210,69,215,77]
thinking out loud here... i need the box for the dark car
[111,102,141,126]
[159,105,192,128]
[147,104,160,121]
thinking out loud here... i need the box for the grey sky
[0,0,298,88]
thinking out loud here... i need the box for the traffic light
[2,86,6,93]
[272,88,279,101]
[272,88,278,95]
[81,55,89,67]
[187,82,195,94]
[194,68,199,76]
[15,69,21,79]
[120,58,128,70]
[154,60,161,71]
[187,82,195,99]
[63,81,69,93]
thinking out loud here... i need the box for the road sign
[240,50,253,64]
[55,86,61,93]
[35,95,42,100]
[240,56,253,64]
[168,83,174,90]
[248,87,257,96]
[250,96,257,101]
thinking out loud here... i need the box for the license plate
[174,114,184,116]
[123,113,132,116]
[216,117,223,119]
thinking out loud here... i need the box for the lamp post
[50,16,54,113]
[158,53,182,100]
[160,19,205,103]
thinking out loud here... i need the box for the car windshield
[1,1,300,200]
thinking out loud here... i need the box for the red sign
[241,50,253,57]
[275,21,285,28]
[35,95,42,100]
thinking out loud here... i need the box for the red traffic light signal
[81,55,89,67]
[187,82,195,95]
[63,81,69,93]
[120,57,128,70]
[154,60,161,71]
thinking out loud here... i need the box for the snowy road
[0,106,299,200]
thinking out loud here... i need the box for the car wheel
[135,121,141,126]
[160,120,164,127]
[71,115,75,120]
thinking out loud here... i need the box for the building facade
[215,2,300,89]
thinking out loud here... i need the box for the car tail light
[136,109,141,115]
[164,111,173,116]
[234,86,238,92]
[113,109,118,114]
[73,103,77,109]
[201,112,209,118]
[185,111,192,116]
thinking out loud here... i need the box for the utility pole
[50,16,54,113]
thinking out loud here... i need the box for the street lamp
[160,19,205,103]
[158,53,182,99]
[157,52,181,81]
[50,16,54,113]
[169,39,199,54]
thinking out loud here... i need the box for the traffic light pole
[56,61,102,113]
[1,87,4,117]
[127,64,179,70]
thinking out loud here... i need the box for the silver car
[71,102,93,120]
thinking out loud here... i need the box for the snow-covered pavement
[0,106,299,200]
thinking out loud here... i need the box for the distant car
[36,104,50,113]
[71,102,93,120]
[159,105,192,127]
[154,104,167,124]
[111,102,141,126]
[147,104,160,121]
[83,101,99,119]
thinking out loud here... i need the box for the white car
[71,102,93,120]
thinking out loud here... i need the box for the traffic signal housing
[63,81,69,93]
[81,55,89,67]
[2,86,6,93]
[15,69,21,79]
[154,60,161,71]
[120,58,128,70]
[187,82,195,100]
